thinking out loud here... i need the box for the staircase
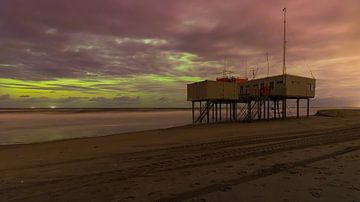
[195,102,214,123]
[237,93,270,122]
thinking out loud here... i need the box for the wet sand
[0,109,360,201]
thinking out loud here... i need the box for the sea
[0,107,351,145]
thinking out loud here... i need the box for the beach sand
[0,109,360,201]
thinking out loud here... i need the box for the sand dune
[0,109,360,201]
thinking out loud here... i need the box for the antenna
[282,7,287,84]
[266,52,270,86]
[266,52,270,77]
[223,57,226,78]
[245,58,248,78]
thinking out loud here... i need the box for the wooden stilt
[234,103,236,121]
[248,101,252,121]
[206,101,209,123]
[234,102,237,121]
[199,101,202,123]
[219,102,221,121]
[226,103,228,121]
[215,102,218,122]
[267,99,270,120]
[212,102,214,122]
[274,100,276,119]
[296,99,299,119]
[263,100,266,119]
[281,99,284,119]
[192,101,195,124]
[307,98,310,117]
[277,100,281,118]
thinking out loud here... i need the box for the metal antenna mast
[266,52,270,77]
[245,58,248,78]
[282,8,287,84]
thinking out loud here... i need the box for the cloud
[89,96,141,107]
[0,94,10,100]
[58,97,88,103]
[1,0,359,80]
[113,96,140,104]
[1,0,360,107]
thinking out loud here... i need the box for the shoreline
[0,109,356,148]
[1,109,360,201]
[0,107,358,114]
[0,114,336,147]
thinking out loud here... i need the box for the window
[276,81,283,84]
[307,83,314,91]
[269,82,274,90]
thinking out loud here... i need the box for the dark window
[308,83,314,91]
[269,82,274,89]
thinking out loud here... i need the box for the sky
[0,0,360,108]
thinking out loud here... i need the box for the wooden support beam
[248,101,252,121]
[277,100,281,118]
[226,103,228,121]
[199,101,202,123]
[263,100,265,119]
[267,99,270,120]
[258,101,261,120]
[234,103,237,121]
[229,103,232,121]
[206,101,209,123]
[219,102,222,121]
[215,102,218,122]
[212,102,214,122]
[274,100,276,119]
[296,99,300,119]
[282,99,286,119]
[192,101,195,124]
[307,98,310,117]
[234,102,237,121]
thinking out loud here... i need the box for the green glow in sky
[0,73,203,107]
[167,52,197,71]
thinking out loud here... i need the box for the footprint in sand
[122,196,136,201]
[219,186,232,192]
[190,182,201,187]
[191,198,206,202]
[349,185,360,191]
[154,178,165,182]
[287,169,300,175]
[308,188,322,198]
[181,171,192,176]
[204,170,217,175]
[237,170,248,175]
